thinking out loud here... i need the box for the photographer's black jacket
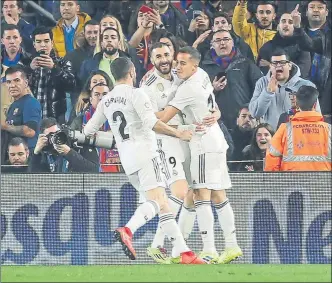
[29,146,99,173]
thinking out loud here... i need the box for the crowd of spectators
[1,0,331,173]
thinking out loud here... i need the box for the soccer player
[83,57,205,264]
[157,46,243,264]
[141,42,194,263]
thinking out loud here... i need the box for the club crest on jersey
[13,108,19,115]
[172,169,178,176]
[157,83,164,92]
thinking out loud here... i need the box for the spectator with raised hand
[187,11,212,49]
[151,0,189,38]
[249,48,320,131]
[52,0,91,58]
[257,11,311,78]
[1,24,31,68]
[1,0,35,53]
[291,2,331,118]
[232,0,277,61]
[200,29,263,129]
[229,104,258,167]
[237,122,274,171]
[1,65,41,154]
[29,26,76,124]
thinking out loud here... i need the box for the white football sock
[194,200,217,254]
[126,200,159,234]
[215,198,238,248]
[159,213,190,257]
[151,195,183,248]
[178,205,196,241]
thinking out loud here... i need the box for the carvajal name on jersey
[105,97,127,107]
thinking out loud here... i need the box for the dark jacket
[257,32,311,78]
[1,46,32,67]
[230,126,254,162]
[236,144,265,172]
[29,51,76,120]
[200,49,263,129]
[29,147,99,173]
[78,50,135,86]
[293,27,331,115]
[163,3,189,38]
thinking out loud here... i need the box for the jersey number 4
[113,111,130,141]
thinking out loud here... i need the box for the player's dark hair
[178,46,201,64]
[8,137,28,149]
[31,26,53,41]
[1,24,20,38]
[40,117,58,133]
[149,42,169,55]
[295,85,319,111]
[270,47,290,61]
[5,65,28,80]
[83,19,100,32]
[111,57,134,81]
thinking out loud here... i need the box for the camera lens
[51,131,68,145]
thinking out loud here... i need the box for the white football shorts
[190,152,232,190]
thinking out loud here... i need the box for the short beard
[156,63,171,75]
[103,48,118,56]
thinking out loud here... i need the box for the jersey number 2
[113,111,130,141]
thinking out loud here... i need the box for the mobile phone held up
[216,71,227,81]
[38,50,46,57]
[139,5,154,14]
[193,10,201,20]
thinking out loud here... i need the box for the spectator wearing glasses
[200,29,263,129]
[249,48,320,131]
[232,0,277,61]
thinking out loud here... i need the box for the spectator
[29,117,99,173]
[79,27,132,86]
[232,0,277,61]
[187,11,212,48]
[1,64,13,123]
[71,70,113,130]
[237,122,274,171]
[4,136,29,173]
[29,26,76,124]
[1,65,41,154]
[230,104,258,165]
[128,3,162,71]
[257,12,311,78]
[249,48,319,130]
[1,24,31,67]
[52,0,91,58]
[151,0,189,38]
[291,3,331,118]
[265,85,331,171]
[200,29,263,129]
[193,12,254,60]
[1,0,35,53]
[186,0,227,20]
[65,19,100,104]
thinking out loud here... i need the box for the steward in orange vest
[265,85,331,171]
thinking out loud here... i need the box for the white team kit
[141,70,188,186]
[83,84,166,193]
[168,68,232,190]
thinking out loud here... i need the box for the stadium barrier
[1,172,331,265]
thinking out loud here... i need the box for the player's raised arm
[83,98,107,136]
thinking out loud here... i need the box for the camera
[43,125,115,152]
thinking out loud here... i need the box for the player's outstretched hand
[178,130,193,141]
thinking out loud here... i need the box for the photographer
[29,117,99,173]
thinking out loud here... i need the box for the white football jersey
[83,84,159,175]
[169,68,229,154]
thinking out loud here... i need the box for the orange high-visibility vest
[265,111,331,171]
